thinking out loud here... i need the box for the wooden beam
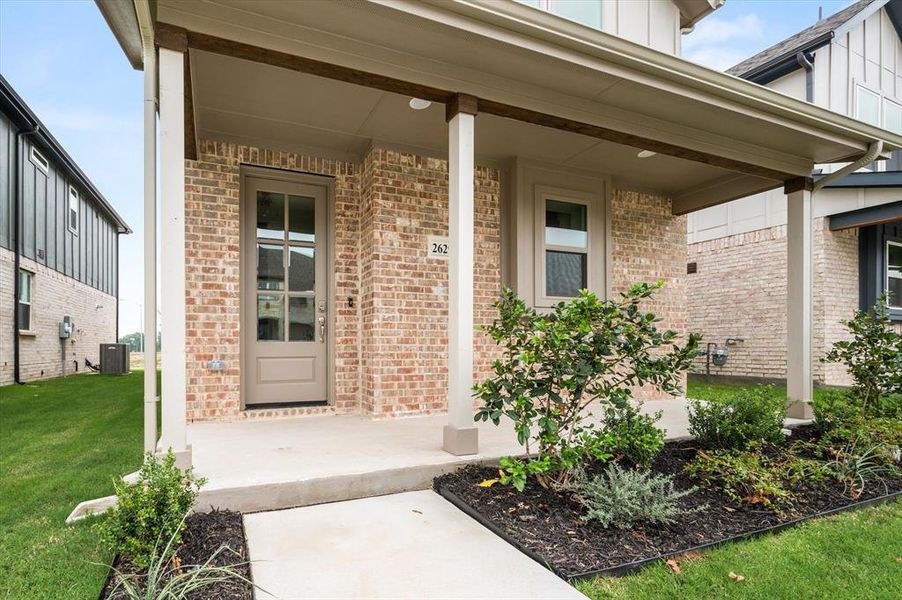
[784,176,814,194]
[445,93,479,122]
[159,22,801,181]
[155,22,188,53]
[184,50,198,161]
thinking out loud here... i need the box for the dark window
[18,269,33,331]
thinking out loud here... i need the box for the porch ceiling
[192,49,733,195]
[157,0,902,209]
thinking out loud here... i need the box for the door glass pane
[257,191,285,239]
[289,297,316,341]
[257,294,284,341]
[257,244,284,290]
[289,247,315,292]
[288,195,315,242]
[888,242,902,308]
[546,250,586,297]
[545,200,587,248]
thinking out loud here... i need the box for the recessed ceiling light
[637,150,657,158]
[409,98,432,110]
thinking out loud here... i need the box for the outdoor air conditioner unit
[100,343,130,375]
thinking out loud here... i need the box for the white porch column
[786,178,814,419]
[443,94,479,456]
[158,47,191,465]
[143,45,158,455]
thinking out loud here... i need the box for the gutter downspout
[814,141,884,191]
[13,126,39,384]
[796,51,814,103]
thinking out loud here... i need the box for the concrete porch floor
[189,399,810,513]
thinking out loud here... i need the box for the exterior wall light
[637,150,656,158]
[409,98,432,110]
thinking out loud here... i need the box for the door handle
[318,316,325,343]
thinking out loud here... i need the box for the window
[887,241,902,309]
[517,0,602,29]
[884,99,902,135]
[67,185,79,235]
[18,269,33,331]
[29,147,49,174]
[537,190,591,303]
[856,85,880,126]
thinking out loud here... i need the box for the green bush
[824,294,902,413]
[601,403,665,468]
[474,282,699,490]
[99,451,206,569]
[687,386,786,450]
[812,389,862,434]
[685,444,825,512]
[567,464,699,529]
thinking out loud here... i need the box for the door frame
[238,164,337,410]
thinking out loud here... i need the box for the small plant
[824,294,902,413]
[475,282,699,490]
[812,389,863,434]
[685,444,826,512]
[688,386,786,450]
[825,442,897,499]
[105,513,256,600]
[601,403,665,468]
[566,464,700,529]
[99,451,206,569]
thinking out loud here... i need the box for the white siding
[602,0,682,55]
[688,6,902,243]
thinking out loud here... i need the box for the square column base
[154,444,193,470]
[443,425,479,456]
[786,400,814,420]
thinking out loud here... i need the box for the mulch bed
[433,426,902,579]
[100,510,253,600]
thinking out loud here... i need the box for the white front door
[243,174,328,405]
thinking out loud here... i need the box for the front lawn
[575,499,902,599]
[0,372,145,600]
[687,377,835,404]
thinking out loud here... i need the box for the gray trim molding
[830,200,902,230]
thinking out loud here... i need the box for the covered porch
[130,1,902,478]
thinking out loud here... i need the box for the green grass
[575,500,902,599]
[687,377,836,404]
[0,371,146,600]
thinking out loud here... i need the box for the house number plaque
[427,236,450,259]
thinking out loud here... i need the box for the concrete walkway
[244,490,585,600]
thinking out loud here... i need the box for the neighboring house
[687,0,902,387]
[0,75,131,386]
[97,0,902,467]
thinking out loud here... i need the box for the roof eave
[674,0,725,30]
[738,32,834,85]
[95,0,144,70]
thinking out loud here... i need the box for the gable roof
[0,74,132,234]
[728,0,893,83]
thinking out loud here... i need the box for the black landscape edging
[436,485,901,581]
[97,555,118,600]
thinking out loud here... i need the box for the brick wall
[686,219,859,386]
[184,141,684,421]
[0,248,117,385]
[610,190,688,397]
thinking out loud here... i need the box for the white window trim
[29,147,49,174]
[534,185,598,307]
[67,185,79,236]
[18,268,34,334]
[887,240,902,310]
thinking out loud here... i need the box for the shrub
[812,389,862,434]
[688,386,786,450]
[685,444,826,512]
[107,513,256,599]
[475,282,699,490]
[824,294,902,413]
[825,442,897,499]
[99,451,206,569]
[601,403,665,468]
[567,464,699,529]
[819,415,902,466]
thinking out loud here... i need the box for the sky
[0,0,857,335]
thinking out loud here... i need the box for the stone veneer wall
[686,218,858,386]
[0,248,117,385]
[184,140,686,421]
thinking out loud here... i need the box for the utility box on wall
[100,344,130,375]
